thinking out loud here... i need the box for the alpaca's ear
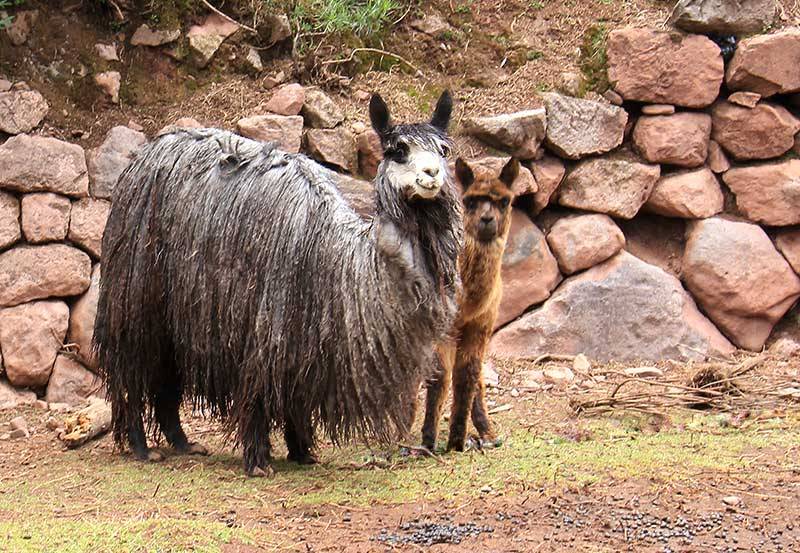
[369,94,392,139]
[455,158,474,189]
[499,158,519,189]
[430,90,453,132]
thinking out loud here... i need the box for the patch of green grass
[290,0,400,38]
[0,519,255,553]
[579,22,609,94]
[530,0,545,9]
[527,50,543,61]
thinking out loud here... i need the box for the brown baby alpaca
[421,157,517,452]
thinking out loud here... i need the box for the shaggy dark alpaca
[420,157,517,452]
[94,92,462,476]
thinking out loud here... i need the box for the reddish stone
[87,126,148,200]
[546,214,625,274]
[0,135,89,197]
[632,113,711,167]
[67,264,100,370]
[237,114,303,153]
[645,168,724,219]
[68,199,110,260]
[20,193,71,243]
[683,217,800,350]
[0,244,91,307]
[542,93,627,160]
[641,104,675,116]
[130,24,180,46]
[707,140,730,174]
[711,101,800,161]
[94,71,120,104]
[527,155,565,215]
[357,130,383,180]
[301,88,344,129]
[607,29,723,108]
[0,300,69,388]
[726,30,800,97]
[558,152,660,219]
[0,89,49,134]
[463,109,547,159]
[776,229,800,275]
[305,128,358,174]
[496,210,561,328]
[264,83,305,116]
[728,91,761,109]
[722,160,800,226]
[45,355,102,405]
[0,191,21,250]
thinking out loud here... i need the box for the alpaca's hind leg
[447,324,490,452]
[153,378,208,456]
[240,398,273,477]
[421,344,454,451]
[284,419,318,465]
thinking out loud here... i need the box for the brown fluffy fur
[420,157,517,451]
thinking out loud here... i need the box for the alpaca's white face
[383,141,449,200]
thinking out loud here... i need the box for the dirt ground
[2,354,800,552]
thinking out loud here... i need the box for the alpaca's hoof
[146,449,166,462]
[479,436,503,449]
[288,450,319,465]
[446,439,465,453]
[247,465,275,478]
[179,442,209,456]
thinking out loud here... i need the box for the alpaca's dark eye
[498,198,510,209]
[463,197,477,210]
[440,144,451,157]
[385,142,409,164]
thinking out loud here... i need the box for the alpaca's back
[95,129,363,422]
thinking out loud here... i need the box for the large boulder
[711,101,800,161]
[304,128,358,173]
[607,29,723,108]
[726,30,800,97]
[645,168,724,219]
[669,0,776,35]
[542,93,627,159]
[67,264,100,370]
[87,126,148,200]
[20,193,71,243]
[546,214,625,275]
[0,191,21,250]
[558,152,660,219]
[776,229,800,275]
[490,251,734,362]
[722,160,800,226]
[0,135,89,197]
[682,217,800,350]
[68,198,110,259]
[462,109,547,159]
[0,300,70,388]
[496,210,561,328]
[236,114,303,153]
[526,155,565,215]
[632,113,711,167]
[0,244,91,307]
[45,355,102,405]
[301,88,344,129]
[0,89,49,134]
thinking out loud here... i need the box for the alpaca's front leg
[447,323,490,451]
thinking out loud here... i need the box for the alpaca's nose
[423,166,439,178]
[481,213,494,223]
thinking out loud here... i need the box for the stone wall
[1,18,800,407]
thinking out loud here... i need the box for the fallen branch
[59,398,112,449]
[199,0,258,34]
[320,48,421,74]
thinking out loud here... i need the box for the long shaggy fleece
[94,128,462,457]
